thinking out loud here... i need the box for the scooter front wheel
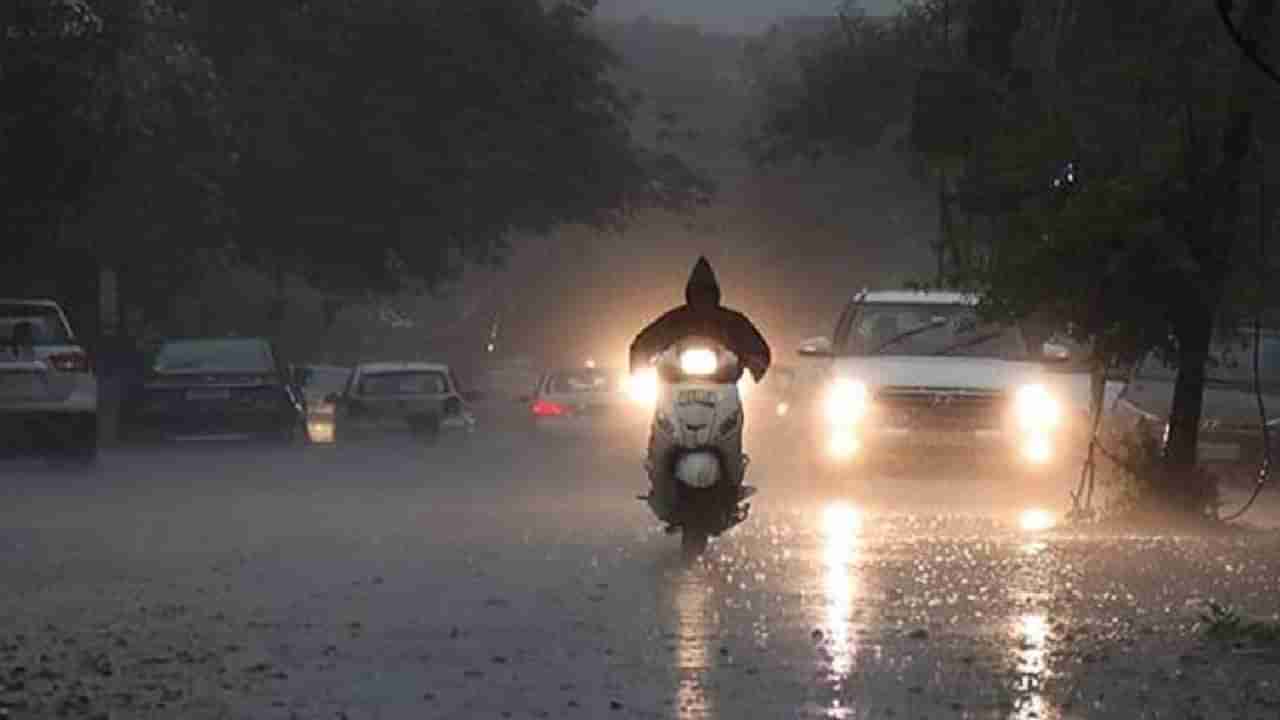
[681,527,709,560]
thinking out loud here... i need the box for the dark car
[121,337,307,445]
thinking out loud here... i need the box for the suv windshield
[1137,333,1280,388]
[359,371,447,396]
[0,303,72,346]
[548,369,617,395]
[839,303,1029,360]
[154,339,274,372]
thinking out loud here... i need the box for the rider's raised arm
[728,310,771,381]
[629,308,685,373]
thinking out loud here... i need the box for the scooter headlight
[679,348,719,376]
[825,379,869,425]
[1015,383,1060,430]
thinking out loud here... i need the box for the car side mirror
[797,336,833,358]
[1041,341,1071,363]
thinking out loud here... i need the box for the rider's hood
[686,257,721,308]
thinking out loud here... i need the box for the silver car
[1111,329,1280,481]
[329,362,474,444]
[0,299,98,464]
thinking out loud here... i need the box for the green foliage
[3,0,709,332]
[744,5,935,165]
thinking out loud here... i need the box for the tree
[193,0,711,334]
[1,0,230,338]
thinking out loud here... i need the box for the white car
[0,299,98,464]
[328,362,475,443]
[798,290,1072,476]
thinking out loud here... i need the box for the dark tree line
[1,0,710,344]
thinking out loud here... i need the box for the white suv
[799,290,1071,476]
[0,299,98,464]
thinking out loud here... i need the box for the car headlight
[1015,384,1060,430]
[825,379,869,425]
[625,368,659,405]
[679,348,719,376]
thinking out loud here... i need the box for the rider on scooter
[630,257,772,514]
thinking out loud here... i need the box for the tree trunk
[1159,0,1277,516]
[268,262,287,343]
[936,169,950,283]
[1162,310,1214,512]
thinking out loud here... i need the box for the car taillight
[48,351,91,373]
[531,400,566,417]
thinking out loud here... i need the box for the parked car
[1109,328,1280,484]
[0,299,97,465]
[121,337,306,445]
[797,290,1074,478]
[330,362,474,444]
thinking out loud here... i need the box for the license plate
[0,373,44,399]
[677,389,717,406]
[186,389,231,401]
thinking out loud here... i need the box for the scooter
[637,337,757,557]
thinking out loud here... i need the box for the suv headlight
[1015,384,1060,430]
[825,379,869,425]
[679,348,719,376]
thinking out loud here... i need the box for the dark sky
[596,0,896,34]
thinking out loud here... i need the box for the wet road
[2,420,1279,719]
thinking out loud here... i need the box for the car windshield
[0,304,71,346]
[839,303,1029,360]
[358,371,447,396]
[547,369,618,395]
[1137,334,1280,388]
[154,339,274,372]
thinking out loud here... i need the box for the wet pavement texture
[1,421,1279,719]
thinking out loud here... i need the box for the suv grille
[875,386,1007,430]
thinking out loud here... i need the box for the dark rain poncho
[629,257,772,382]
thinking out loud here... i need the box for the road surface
[2,417,1278,719]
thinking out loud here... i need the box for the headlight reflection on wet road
[1013,612,1051,720]
[672,572,716,719]
[1019,508,1055,533]
[821,502,863,682]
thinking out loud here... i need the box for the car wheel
[410,415,442,445]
